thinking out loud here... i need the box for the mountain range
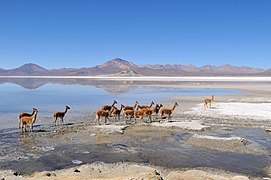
[0,58,270,76]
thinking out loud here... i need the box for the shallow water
[0,78,240,129]
[0,124,270,177]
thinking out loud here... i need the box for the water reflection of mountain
[0,78,47,89]
[95,85,137,94]
[0,78,180,94]
[0,78,234,94]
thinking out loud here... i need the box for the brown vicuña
[160,102,179,120]
[102,100,117,112]
[134,107,146,124]
[121,101,139,111]
[122,101,139,124]
[145,104,163,122]
[18,108,38,128]
[19,108,38,132]
[155,104,163,115]
[95,109,110,125]
[123,109,135,124]
[53,105,70,126]
[110,105,122,122]
[204,95,214,108]
[138,101,154,110]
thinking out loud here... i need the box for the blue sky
[0,0,270,69]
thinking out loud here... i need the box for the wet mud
[0,121,270,178]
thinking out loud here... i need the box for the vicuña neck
[64,107,68,114]
[31,110,35,116]
[133,102,138,109]
[112,101,116,106]
[32,111,38,124]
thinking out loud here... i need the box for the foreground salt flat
[1,118,270,178]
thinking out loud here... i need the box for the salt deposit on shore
[2,76,271,82]
[150,120,210,131]
[191,134,245,141]
[93,125,129,134]
[187,102,271,121]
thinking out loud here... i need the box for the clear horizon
[0,58,270,70]
[0,0,270,69]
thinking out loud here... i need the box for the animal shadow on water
[209,106,219,109]
[20,125,48,133]
[160,116,175,123]
[18,133,37,147]
[64,122,75,126]
[51,122,75,129]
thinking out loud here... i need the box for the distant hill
[1,63,48,76]
[105,70,142,77]
[259,68,271,76]
[0,58,269,76]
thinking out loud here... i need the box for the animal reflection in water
[18,133,37,149]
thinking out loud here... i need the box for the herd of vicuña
[17,95,214,132]
[95,100,179,125]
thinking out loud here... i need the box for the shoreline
[1,76,271,82]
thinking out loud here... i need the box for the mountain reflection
[0,77,236,95]
[0,78,180,94]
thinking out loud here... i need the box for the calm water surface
[0,79,240,129]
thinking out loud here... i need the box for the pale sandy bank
[0,161,251,180]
